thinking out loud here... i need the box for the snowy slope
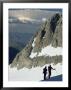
[41,74,62,81]
[9,63,62,81]
[30,44,62,59]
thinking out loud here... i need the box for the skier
[48,65,55,79]
[43,66,47,80]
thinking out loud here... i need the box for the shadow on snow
[41,74,62,81]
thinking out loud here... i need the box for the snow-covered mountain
[9,12,62,81]
[10,13,62,70]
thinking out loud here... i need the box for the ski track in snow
[9,63,62,81]
[30,44,62,59]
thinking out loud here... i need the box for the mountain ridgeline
[11,13,62,69]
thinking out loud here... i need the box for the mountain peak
[11,13,62,69]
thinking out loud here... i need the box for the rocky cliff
[11,13,62,70]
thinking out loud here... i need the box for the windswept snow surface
[38,45,62,56]
[29,52,37,58]
[9,63,62,81]
[30,45,62,59]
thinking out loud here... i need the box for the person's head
[49,65,51,67]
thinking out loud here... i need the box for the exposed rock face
[32,13,62,52]
[11,37,34,69]
[32,55,62,67]
[52,16,62,47]
[11,13,62,69]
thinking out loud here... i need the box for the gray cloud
[9,9,62,20]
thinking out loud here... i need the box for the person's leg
[48,71,49,79]
[50,72,51,78]
[49,71,51,79]
[44,73,46,80]
[44,75,45,80]
[49,74,50,79]
[44,74,45,80]
[45,73,46,80]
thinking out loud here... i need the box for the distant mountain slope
[9,32,33,50]
[9,47,19,64]
[9,32,33,64]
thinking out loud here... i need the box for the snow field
[9,63,62,81]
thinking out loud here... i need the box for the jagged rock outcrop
[11,13,62,69]
[52,15,62,47]
[32,55,62,67]
[32,13,62,52]
[11,37,34,69]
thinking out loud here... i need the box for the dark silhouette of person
[43,66,47,80]
[48,65,55,79]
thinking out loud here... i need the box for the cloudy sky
[9,9,62,21]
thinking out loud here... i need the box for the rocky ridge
[11,13,62,69]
